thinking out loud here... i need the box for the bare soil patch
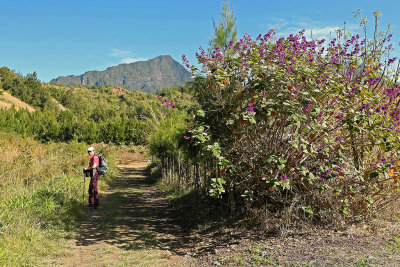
[188,226,400,266]
[0,90,35,112]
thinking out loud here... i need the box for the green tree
[0,67,17,90]
[209,0,237,52]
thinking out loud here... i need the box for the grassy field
[0,132,119,266]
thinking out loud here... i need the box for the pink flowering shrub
[185,15,400,228]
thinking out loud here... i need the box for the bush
[185,12,400,230]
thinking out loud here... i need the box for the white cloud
[109,49,147,64]
[282,26,341,41]
[260,17,360,41]
[121,57,147,64]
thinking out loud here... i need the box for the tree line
[0,67,193,145]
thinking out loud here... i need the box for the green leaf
[334,188,342,194]
[340,207,349,215]
[282,180,290,190]
[196,110,205,117]
[302,205,313,215]
[217,178,226,184]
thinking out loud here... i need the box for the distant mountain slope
[50,55,192,93]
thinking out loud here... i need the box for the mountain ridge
[50,55,192,93]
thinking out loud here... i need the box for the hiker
[83,146,100,209]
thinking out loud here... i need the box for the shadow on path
[74,163,192,256]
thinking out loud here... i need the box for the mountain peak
[50,55,191,93]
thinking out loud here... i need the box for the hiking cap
[87,147,95,152]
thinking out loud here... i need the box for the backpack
[96,155,108,175]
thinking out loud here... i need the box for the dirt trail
[48,151,400,266]
[54,153,194,267]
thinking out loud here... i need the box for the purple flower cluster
[391,109,400,121]
[335,114,344,121]
[302,100,313,113]
[321,169,332,182]
[191,25,397,108]
[247,102,254,113]
[366,77,382,85]
[157,95,176,108]
[182,55,190,69]
[385,85,400,99]
[388,57,397,65]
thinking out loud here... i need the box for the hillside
[0,90,35,112]
[50,55,192,93]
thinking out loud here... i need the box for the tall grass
[0,132,119,266]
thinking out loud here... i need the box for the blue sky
[1,0,400,82]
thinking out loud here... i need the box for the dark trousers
[88,171,100,207]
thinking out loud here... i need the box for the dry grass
[0,132,122,266]
[0,133,87,200]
